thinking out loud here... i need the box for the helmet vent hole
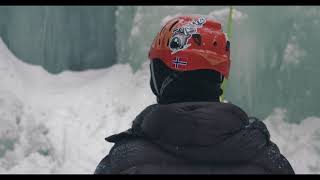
[169,20,179,32]
[192,34,201,46]
[160,25,166,35]
[226,41,230,51]
[158,39,161,46]
[213,41,218,47]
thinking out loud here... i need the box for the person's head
[148,15,231,104]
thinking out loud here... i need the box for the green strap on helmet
[220,6,233,102]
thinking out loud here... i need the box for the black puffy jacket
[94,102,295,174]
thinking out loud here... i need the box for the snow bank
[265,109,320,174]
[0,38,155,173]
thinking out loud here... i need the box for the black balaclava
[150,59,224,104]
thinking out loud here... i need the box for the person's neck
[157,95,220,104]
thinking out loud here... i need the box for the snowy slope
[0,38,320,174]
[0,38,155,173]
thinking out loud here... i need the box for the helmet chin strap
[159,73,179,96]
[150,61,181,98]
[150,61,160,96]
[218,74,224,102]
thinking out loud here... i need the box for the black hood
[107,102,270,164]
[149,59,223,104]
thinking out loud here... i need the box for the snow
[208,7,248,25]
[0,37,319,174]
[282,42,306,67]
[265,109,320,174]
[0,38,155,173]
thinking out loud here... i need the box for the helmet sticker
[169,17,206,54]
[172,57,188,69]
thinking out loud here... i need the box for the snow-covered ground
[0,38,154,173]
[0,37,320,174]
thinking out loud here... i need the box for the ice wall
[0,6,117,74]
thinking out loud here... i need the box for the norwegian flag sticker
[172,57,188,70]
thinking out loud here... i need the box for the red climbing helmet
[148,15,231,78]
